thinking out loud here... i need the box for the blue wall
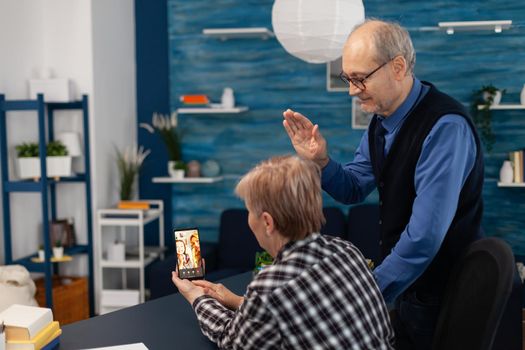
[161,0,525,253]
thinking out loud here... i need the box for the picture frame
[351,98,374,129]
[326,57,347,92]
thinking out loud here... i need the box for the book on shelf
[0,305,53,341]
[117,201,150,210]
[6,322,61,350]
[509,150,524,183]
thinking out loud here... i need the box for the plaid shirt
[193,233,394,349]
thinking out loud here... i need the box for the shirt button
[379,240,383,245]
[379,201,383,206]
[379,182,385,188]
[379,219,382,225]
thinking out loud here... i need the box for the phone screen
[174,228,204,279]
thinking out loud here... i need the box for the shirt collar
[274,233,320,263]
[378,77,422,133]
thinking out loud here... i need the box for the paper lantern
[272,0,365,64]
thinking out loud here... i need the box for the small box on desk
[35,276,89,325]
[29,79,74,102]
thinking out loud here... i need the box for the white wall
[0,0,137,311]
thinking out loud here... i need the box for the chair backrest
[320,207,346,238]
[432,237,515,350]
[347,204,381,264]
[217,209,262,270]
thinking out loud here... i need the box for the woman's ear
[261,211,275,236]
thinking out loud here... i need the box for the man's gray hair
[353,19,416,75]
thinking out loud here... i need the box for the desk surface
[60,272,253,349]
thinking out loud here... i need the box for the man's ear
[391,56,407,80]
[261,211,275,236]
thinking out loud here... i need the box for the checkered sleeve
[193,292,280,349]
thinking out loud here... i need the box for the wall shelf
[152,176,223,184]
[202,27,274,40]
[438,20,512,34]
[498,182,525,187]
[176,106,248,114]
[477,104,525,110]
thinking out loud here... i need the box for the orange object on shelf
[117,201,150,210]
[179,94,210,105]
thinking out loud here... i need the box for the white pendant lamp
[272,0,365,64]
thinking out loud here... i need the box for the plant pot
[47,156,72,178]
[17,157,41,179]
[483,90,502,105]
[38,249,45,261]
[168,161,185,179]
[53,246,64,259]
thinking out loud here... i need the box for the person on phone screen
[175,239,192,269]
[282,19,483,349]
[172,155,394,349]
[189,233,201,267]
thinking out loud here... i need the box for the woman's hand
[171,270,205,305]
[192,280,244,310]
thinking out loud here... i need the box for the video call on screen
[174,229,203,279]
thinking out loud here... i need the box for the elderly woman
[172,155,394,349]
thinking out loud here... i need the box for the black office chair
[320,207,346,238]
[432,237,515,350]
[346,204,381,265]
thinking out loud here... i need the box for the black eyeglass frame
[339,57,394,91]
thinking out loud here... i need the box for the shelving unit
[176,106,248,114]
[202,27,274,40]
[498,182,525,187]
[478,104,525,110]
[0,94,94,315]
[152,176,223,184]
[96,200,164,313]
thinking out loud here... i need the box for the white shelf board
[152,176,224,184]
[438,20,512,33]
[98,209,162,226]
[100,255,156,268]
[176,106,248,114]
[477,104,525,110]
[498,182,525,187]
[203,27,274,40]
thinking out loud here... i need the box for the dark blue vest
[368,82,484,296]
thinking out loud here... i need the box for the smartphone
[174,227,204,280]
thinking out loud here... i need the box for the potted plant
[15,142,40,180]
[38,244,45,261]
[15,141,71,180]
[140,112,185,178]
[470,85,505,153]
[53,239,63,259]
[115,145,150,201]
[46,140,71,179]
[253,251,274,275]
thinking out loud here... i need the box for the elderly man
[283,19,483,349]
[173,155,394,349]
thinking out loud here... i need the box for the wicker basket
[35,276,89,325]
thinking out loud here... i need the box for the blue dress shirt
[321,78,476,303]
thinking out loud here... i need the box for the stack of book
[117,201,150,210]
[510,150,524,183]
[0,304,61,350]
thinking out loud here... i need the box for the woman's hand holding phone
[192,280,244,310]
[171,269,205,304]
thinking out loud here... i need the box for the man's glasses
[339,58,394,91]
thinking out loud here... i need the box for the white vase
[53,246,64,259]
[520,84,525,106]
[499,160,514,184]
[38,249,45,261]
[168,160,185,179]
[483,90,502,105]
[221,87,235,108]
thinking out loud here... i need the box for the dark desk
[60,272,253,349]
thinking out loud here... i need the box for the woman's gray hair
[353,18,416,75]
